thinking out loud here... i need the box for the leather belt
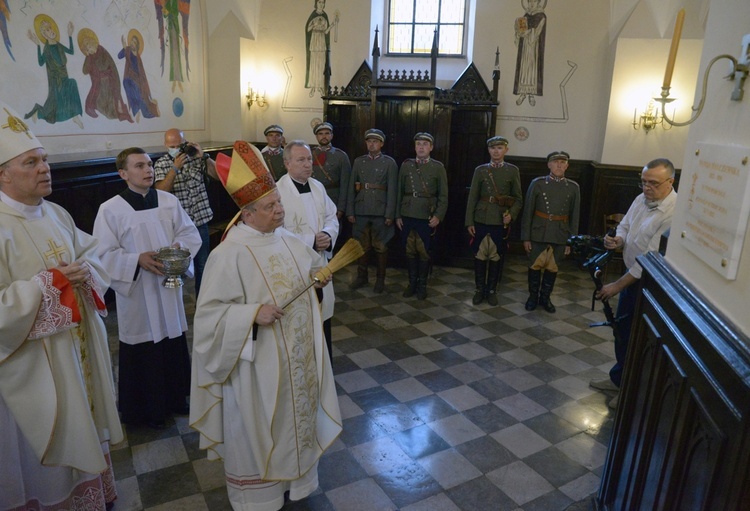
[535,210,569,222]
[480,196,516,207]
[365,183,386,190]
[410,192,432,198]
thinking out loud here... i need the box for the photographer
[154,128,219,296]
[590,158,677,409]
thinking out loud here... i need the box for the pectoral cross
[44,239,67,264]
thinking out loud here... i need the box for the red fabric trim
[50,269,81,323]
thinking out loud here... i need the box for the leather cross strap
[480,196,516,207]
[534,210,569,222]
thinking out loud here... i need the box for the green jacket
[396,159,448,221]
[521,175,580,244]
[465,162,523,226]
[312,146,351,212]
[346,153,398,218]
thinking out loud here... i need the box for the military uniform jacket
[346,153,399,219]
[520,175,580,244]
[312,146,351,212]
[262,151,287,181]
[465,162,523,226]
[396,158,449,221]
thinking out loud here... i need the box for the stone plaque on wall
[681,142,750,279]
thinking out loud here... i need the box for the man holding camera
[154,128,219,296]
[591,158,677,409]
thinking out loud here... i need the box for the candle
[662,9,685,89]
[633,108,637,124]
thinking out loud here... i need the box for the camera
[178,141,198,158]
[567,234,613,270]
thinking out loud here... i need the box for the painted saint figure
[305,0,338,97]
[118,29,160,122]
[79,28,133,122]
[513,0,547,107]
[25,15,84,128]
[1,0,14,61]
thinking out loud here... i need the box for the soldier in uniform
[312,122,351,216]
[260,124,286,180]
[465,136,523,306]
[520,151,580,313]
[346,129,398,293]
[396,132,448,300]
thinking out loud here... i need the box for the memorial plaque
[681,142,750,279]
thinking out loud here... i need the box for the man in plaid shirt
[154,128,219,296]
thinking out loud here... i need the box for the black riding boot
[350,254,369,290]
[416,259,430,300]
[539,271,557,313]
[373,251,388,293]
[525,269,541,311]
[403,258,419,297]
[485,258,503,306]
[472,259,487,305]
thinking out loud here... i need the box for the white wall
[664,0,750,334]
[600,38,702,168]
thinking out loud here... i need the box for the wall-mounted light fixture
[632,99,672,133]
[246,83,267,108]
[655,9,748,127]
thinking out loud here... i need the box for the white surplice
[92,190,201,344]
[276,175,339,321]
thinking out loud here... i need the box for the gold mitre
[215,140,277,209]
[0,100,42,165]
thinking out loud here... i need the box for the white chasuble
[276,175,339,320]
[0,198,122,500]
[190,224,341,484]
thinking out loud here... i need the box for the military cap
[313,122,333,134]
[487,136,509,147]
[413,132,434,144]
[547,151,570,162]
[263,124,284,136]
[0,100,43,165]
[364,129,385,142]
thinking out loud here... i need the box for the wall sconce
[632,99,672,134]
[656,54,748,127]
[246,84,267,108]
[654,8,748,127]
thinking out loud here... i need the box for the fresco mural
[0,0,205,137]
[513,0,547,106]
[305,0,338,98]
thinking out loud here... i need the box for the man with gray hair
[590,158,677,409]
[0,99,122,510]
[277,139,339,357]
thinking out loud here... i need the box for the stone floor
[104,254,619,510]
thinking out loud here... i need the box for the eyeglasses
[638,178,672,189]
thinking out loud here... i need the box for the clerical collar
[121,187,158,211]
[416,158,430,165]
[291,178,312,194]
[0,190,43,219]
[547,174,566,183]
[489,161,505,168]
[368,152,382,160]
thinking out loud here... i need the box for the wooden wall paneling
[597,252,750,511]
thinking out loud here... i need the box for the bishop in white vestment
[190,141,341,511]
